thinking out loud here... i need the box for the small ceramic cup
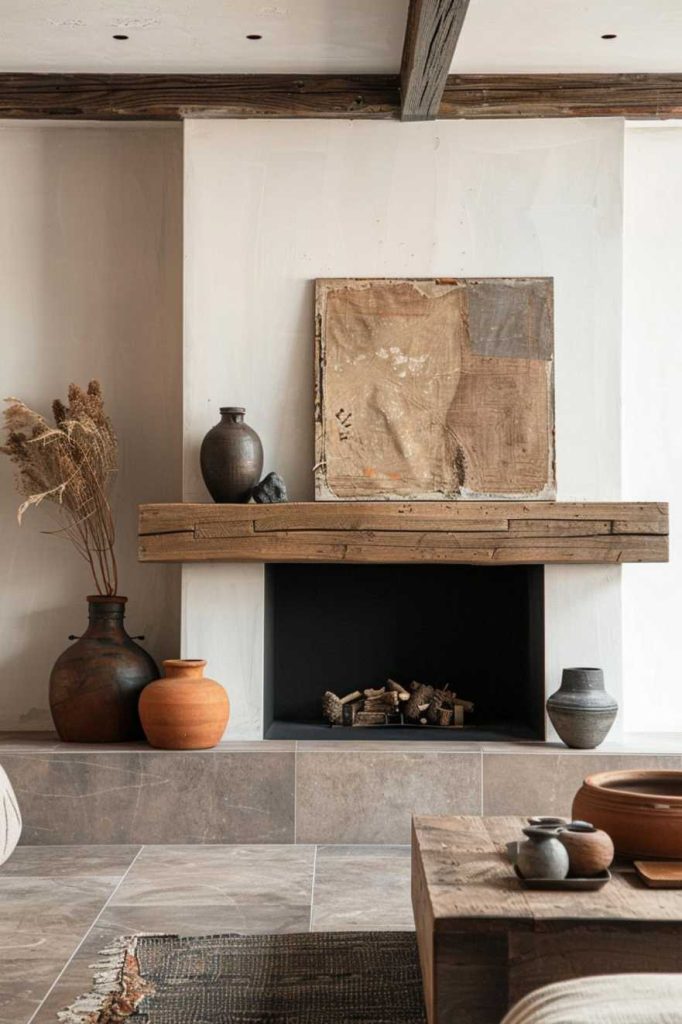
[558,821,614,877]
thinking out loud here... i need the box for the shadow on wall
[0,123,184,731]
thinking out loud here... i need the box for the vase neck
[220,407,245,424]
[163,659,206,679]
[84,596,128,638]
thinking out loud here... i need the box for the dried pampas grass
[1,380,119,595]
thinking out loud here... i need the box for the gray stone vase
[517,826,570,880]
[547,667,618,749]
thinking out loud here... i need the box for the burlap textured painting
[314,278,554,501]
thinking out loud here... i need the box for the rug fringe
[58,934,156,1024]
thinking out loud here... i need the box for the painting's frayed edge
[58,934,156,1024]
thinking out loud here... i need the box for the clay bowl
[573,770,682,860]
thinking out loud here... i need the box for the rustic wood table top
[412,815,682,930]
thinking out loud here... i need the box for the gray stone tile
[3,750,295,844]
[312,845,413,932]
[1,844,139,878]
[96,900,312,939]
[482,752,682,816]
[112,844,315,907]
[0,876,114,960]
[296,750,482,844]
[28,954,96,1024]
[296,740,481,752]
[130,842,314,873]
[316,844,411,859]
[0,956,67,1024]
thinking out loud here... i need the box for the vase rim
[219,406,245,415]
[87,595,127,604]
[564,666,601,673]
[163,658,207,668]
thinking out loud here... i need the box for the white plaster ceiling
[1,0,681,74]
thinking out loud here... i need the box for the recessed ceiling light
[601,33,617,40]
[246,34,262,40]
[113,34,129,40]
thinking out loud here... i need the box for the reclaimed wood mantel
[138,501,668,565]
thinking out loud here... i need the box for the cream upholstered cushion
[0,764,21,865]
[501,974,682,1024]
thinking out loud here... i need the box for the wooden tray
[506,841,611,890]
[635,861,682,888]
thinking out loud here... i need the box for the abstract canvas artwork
[314,277,555,501]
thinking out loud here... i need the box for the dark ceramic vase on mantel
[49,596,158,743]
[200,407,263,503]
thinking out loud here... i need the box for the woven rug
[61,931,426,1024]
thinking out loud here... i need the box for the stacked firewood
[322,680,473,729]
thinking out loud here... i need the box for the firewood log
[404,682,434,722]
[322,691,343,724]
[322,690,364,726]
[340,690,363,704]
[450,697,474,712]
[363,687,386,698]
[354,711,386,726]
[426,697,443,724]
[363,692,399,712]
[437,706,454,727]
[387,679,410,701]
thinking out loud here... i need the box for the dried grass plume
[1,380,119,595]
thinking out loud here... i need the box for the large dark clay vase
[200,407,263,503]
[49,596,158,742]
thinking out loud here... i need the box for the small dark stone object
[253,472,288,504]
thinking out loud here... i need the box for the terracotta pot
[558,823,614,876]
[139,659,229,750]
[200,407,263,503]
[49,596,158,742]
[572,770,682,860]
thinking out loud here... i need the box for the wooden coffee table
[412,815,682,1024]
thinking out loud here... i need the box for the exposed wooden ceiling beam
[441,74,682,118]
[0,73,681,121]
[0,74,399,121]
[400,0,471,121]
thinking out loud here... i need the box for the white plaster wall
[622,124,682,732]
[183,118,624,740]
[0,123,183,730]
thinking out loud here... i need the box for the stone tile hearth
[3,733,682,846]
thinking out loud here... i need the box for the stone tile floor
[1,843,413,1024]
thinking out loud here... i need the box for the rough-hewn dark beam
[440,73,682,119]
[0,73,400,121]
[0,73,682,122]
[401,0,471,121]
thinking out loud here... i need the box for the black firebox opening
[264,563,545,741]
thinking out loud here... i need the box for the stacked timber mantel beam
[138,501,668,565]
[1,73,682,121]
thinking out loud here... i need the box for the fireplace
[263,563,545,741]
